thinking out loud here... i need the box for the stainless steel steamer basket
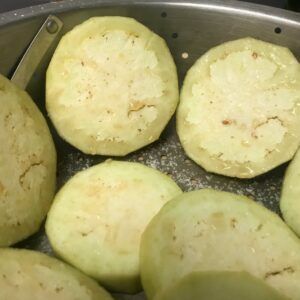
[0,1,299,299]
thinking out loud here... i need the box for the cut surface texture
[0,248,113,300]
[0,74,56,246]
[177,37,300,178]
[141,189,300,299]
[46,160,182,293]
[46,16,179,155]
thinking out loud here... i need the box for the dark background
[0,0,291,13]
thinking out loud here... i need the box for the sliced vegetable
[177,37,300,178]
[46,160,182,293]
[46,16,178,155]
[141,189,300,299]
[0,248,112,300]
[0,74,56,246]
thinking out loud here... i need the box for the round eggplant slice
[46,16,178,156]
[177,37,300,178]
[46,160,182,293]
[0,74,56,246]
[140,189,300,299]
[0,248,112,300]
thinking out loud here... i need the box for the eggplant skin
[177,37,300,178]
[0,248,113,300]
[141,189,300,300]
[46,16,179,156]
[0,74,56,247]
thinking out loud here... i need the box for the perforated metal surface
[0,1,299,299]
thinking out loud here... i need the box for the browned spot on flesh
[230,218,237,228]
[251,131,258,139]
[220,52,229,60]
[0,181,6,196]
[222,119,236,126]
[129,101,146,112]
[254,116,283,131]
[55,286,64,293]
[252,116,283,143]
[21,105,30,116]
[128,102,155,117]
[222,119,232,125]
[210,212,225,228]
[80,229,94,237]
[252,52,258,59]
[217,153,223,158]
[19,161,43,188]
[86,184,103,198]
[256,223,263,231]
[4,112,12,126]
[264,266,295,279]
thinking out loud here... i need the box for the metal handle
[11,15,63,90]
